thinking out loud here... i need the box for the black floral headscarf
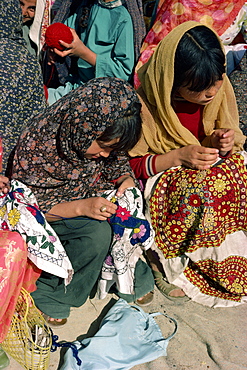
[10,77,140,211]
[0,0,46,171]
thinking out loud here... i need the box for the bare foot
[169,288,186,297]
[135,291,154,306]
[48,318,64,322]
[40,312,67,326]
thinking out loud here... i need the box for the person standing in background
[0,0,46,173]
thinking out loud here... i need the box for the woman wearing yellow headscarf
[129,21,247,307]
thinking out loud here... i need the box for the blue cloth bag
[60,298,177,370]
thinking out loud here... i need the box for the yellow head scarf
[129,21,245,157]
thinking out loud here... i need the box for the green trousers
[31,217,154,318]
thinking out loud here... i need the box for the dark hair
[75,0,94,29]
[172,25,225,100]
[97,101,142,152]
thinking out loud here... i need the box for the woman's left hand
[116,176,135,197]
[0,175,10,194]
[210,129,234,156]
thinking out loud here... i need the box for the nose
[21,5,29,16]
[100,150,110,158]
[205,86,217,99]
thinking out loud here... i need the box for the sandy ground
[6,284,247,370]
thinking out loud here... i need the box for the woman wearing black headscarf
[8,77,154,324]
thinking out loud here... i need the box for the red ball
[45,23,73,51]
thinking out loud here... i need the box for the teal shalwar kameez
[48,0,135,104]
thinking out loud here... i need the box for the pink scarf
[0,231,41,342]
[135,0,246,87]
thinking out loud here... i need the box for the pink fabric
[0,231,41,342]
[134,0,246,88]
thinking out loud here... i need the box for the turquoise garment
[22,22,37,56]
[48,1,134,104]
[60,299,177,370]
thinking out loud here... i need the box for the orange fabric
[0,231,41,342]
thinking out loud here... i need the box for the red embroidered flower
[188,194,201,207]
[115,206,131,222]
[1,221,9,230]
[169,223,183,237]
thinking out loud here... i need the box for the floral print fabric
[0,230,41,342]
[10,77,139,211]
[0,0,46,171]
[98,187,154,297]
[0,180,73,285]
[149,152,247,306]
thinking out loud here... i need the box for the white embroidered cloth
[97,187,154,298]
[0,180,73,285]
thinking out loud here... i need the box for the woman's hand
[52,29,96,66]
[46,47,57,65]
[178,145,219,170]
[115,176,135,197]
[46,197,117,222]
[0,175,10,194]
[81,197,117,220]
[210,129,234,156]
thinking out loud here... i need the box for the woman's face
[178,79,223,105]
[84,138,119,159]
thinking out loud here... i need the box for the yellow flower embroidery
[0,205,7,218]
[180,178,188,189]
[214,179,226,192]
[203,209,214,229]
[232,282,243,294]
[195,170,207,183]
[8,209,21,226]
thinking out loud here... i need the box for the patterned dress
[146,152,247,307]
[0,0,46,172]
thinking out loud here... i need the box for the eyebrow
[99,144,113,149]
[97,141,114,149]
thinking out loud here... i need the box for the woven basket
[1,288,52,370]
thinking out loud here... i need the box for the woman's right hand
[46,196,118,222]
[178,145,219,170]
[80,197,117,220]
[52,29,96,66]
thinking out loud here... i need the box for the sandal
[42,313,67,327]
[135,291,154,307]
[153,271,190,303]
